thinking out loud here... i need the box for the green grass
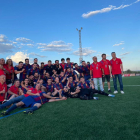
[0,76,140,140]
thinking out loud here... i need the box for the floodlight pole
[76,27,83,65]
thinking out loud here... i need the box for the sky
[0,0,140,71]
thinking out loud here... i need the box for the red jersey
[0,69,6,76]
[9,85,19,95]
[24,87,42,97]
[4,64,14,80]
[110,58,122,75]
[60,63,66,70]
[90,62,102,78]
[100,59,110,75]
[0,82,7,101]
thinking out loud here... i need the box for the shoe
[108,90,112,93]
[114,91,118,94]
[108,94,115,97]
[23,110,34,115]
[1,111,9,116]
[93,97,99,100]
[121,91,124,94]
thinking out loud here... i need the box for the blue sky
[0,0,140,70]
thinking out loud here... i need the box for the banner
[124,74,130,77]
[136,73,140,76]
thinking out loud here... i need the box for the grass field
[0,76,140,140]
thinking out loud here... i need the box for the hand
[59,65,61,69]
[102,73,105,77]
[36,93,40,96]
[22,69,25,72]
[121,72,123,75]
[1,88,5,94]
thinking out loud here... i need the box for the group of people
[0,52,124,115]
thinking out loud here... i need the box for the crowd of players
[0,52,124,115]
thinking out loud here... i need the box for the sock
[108,94,112,97]
[108,88,110,90]
[7,104,17,113]
[30,106,38,111]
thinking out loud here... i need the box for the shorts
[22,96,38,107]
[102,75,110,82]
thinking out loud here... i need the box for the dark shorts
[22,96,38,107]
[102,75,110,82]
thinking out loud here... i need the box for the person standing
[100,54,111,92]
[110,52,124,94]
[90,56,104,92]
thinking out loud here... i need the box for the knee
[16,101,24,107]
[34,103,41,108]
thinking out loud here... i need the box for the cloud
[6,52,29,63]
[13,42,17,44]
[119,52,130,56]
[122,48,124,50]
[38,40,73,52]
[0,34,9,43]
[27,44,34,47]
[113,42,124,46]
[29,52,46,58]
[82,0,140,18]
[0,43,15,53]
[73,48,96,56]
[16,37,32,43]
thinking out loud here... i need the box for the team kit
[0,52,124,115]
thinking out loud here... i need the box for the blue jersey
[14,66,23,81]
[67,81,77,88]
[27,68,40,76]
[43,84,54,92]
[64,63,73,69]
[78,81,90,89]
[21,85,32,94]
[53,82,64,90]
[81,65,90,76]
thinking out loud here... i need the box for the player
[14,61,24,82]
[100,54,111,92]
[64,58,73,73]
[60,58,66,71]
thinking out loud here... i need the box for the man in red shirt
[90,56,104,92]
[0,64,6,76]
[100,54,111,92]
[110,52,124,94]
[0,75,7,104]
[8,80,22,100]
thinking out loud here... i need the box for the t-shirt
[43,84,54,92]
[0,69,6,76]
[24,87,42,97]
[53,82,64,90]
[90,62,102,78]
[78,81,90,89]
[21,85,32,94]
[14,66,23,81]
[4,64,14,80]
[64,63,73,70]
[81,65,90,76]
[0,82,7,101]
[110,58,122,75]
[67,81,77,88]
[60,63,66,70]
[100,59,110,75]
[9,85,19,95]
[27,68,40,76]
